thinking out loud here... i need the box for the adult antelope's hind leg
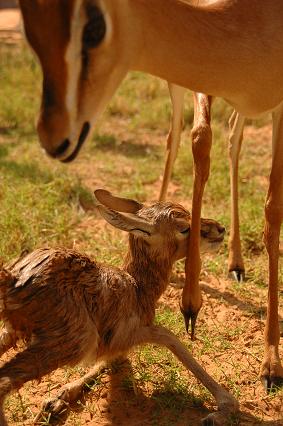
[134,325,239,425]
[261,104,283,391]
[228,111,246,282]
[159,83,185,201]
[181,93,213,337]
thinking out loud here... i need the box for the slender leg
[0,344,65,425]
[133,325,239,425]
[35,362,108,423]
[227,111,246,282]
[181,93,213,337]
[159,83,185,201]
[260,103,283,391]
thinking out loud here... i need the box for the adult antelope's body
[19,0,283,389]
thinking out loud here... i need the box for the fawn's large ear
[94,190,154,237]
[94,189,143,213]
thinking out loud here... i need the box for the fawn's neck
[123,239,173,306]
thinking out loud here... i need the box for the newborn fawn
[0,189,237,425]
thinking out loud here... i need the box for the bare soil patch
[0,9,21,42]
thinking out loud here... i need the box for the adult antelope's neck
[131,0,237,92]
[129,0,283,115]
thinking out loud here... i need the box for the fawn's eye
[83,5,106,49]
[200,228,210,238]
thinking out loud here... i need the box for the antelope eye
[200,228,210,238]
[83,5,106,49]
[180,228,190,235]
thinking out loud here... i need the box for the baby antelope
[0,189,238,425]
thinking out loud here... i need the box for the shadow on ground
[36,359,274,426]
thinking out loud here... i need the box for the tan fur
[19,0,283,390]
[0,192,237,425]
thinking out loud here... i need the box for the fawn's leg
[227,110,246,282]
[133,325,239,425]
[260,103,283,391]
[35,362,108,423]
[0,343,68,426]
[159,83,185,201]
[181,93,213,338]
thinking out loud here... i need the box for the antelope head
[19,0,139,162]
[93,189,226,263]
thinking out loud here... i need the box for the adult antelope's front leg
[228,111,246,282]
[261,103,283,391]
[181,93,212,337]
[159,84,185,201]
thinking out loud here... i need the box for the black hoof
[261,375,283,393]
[228,269,245,283]
[180,305,201,340]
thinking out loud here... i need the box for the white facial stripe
[65,0,85,140]
[97,0,113,46]
[65,0,113,130]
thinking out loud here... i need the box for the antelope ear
[94,189,143,213]
[96,205,154,237]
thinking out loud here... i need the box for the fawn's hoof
[34,391,70,424]
[201,394,239,425]
[201,412,227,426]
[201,407,239,426]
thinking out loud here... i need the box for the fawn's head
[94,189,225,262]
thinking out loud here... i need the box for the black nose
[62,122,90,163]
[219,225,226,234]
[53,139,70,158]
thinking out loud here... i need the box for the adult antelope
[19,0,283,390]
[160,0,245,283]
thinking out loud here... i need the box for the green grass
[0,41,282,425]
[0,43,267,266]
